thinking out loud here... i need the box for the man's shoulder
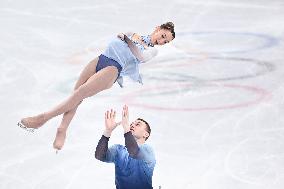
[140,143,154,150]
[139,143,156,166]
[139,144,155,155]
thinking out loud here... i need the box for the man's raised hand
[122,105,130,133]
[104,109,121,137]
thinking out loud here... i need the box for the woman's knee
[72,85,91,100]
[73,68,117,98]
[106,82,114,89]
[74,81,85,91]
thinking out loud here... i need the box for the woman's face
[150,27,174,46]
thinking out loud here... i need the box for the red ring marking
[121,83,271,112]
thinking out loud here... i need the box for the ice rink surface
[1,0,284,188]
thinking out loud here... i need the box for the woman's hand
[104,109,121,137]
[117,33,125,41]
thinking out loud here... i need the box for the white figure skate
[17,121,36,133]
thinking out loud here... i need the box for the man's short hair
[137,118,151,140]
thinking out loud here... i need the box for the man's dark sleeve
[95,135,110,161]
[124,131,139,158]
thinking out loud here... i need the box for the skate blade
[17,122,35,133]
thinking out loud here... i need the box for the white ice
[0,0,284,188]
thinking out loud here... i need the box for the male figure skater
[95,105,155,189]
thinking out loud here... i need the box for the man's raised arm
[95,109,120,161]
[121,105,140,158]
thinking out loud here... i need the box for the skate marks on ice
[200,104,284,187]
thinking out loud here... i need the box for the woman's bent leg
[57,57,99,131]
[52,65,118,150]
[53,57,105,150]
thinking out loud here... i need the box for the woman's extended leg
[20,57,98,128]
[53,57,99,150]
[20,64,119,129]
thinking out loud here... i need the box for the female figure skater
[18,22,175,151]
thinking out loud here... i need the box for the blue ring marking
[144,56,275,83]
[176,31,279,54]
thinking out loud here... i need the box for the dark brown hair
[160,22,175,39]
[137,118,151,140]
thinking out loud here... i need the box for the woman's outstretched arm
[123,34,145,61]
[118,33,158,62]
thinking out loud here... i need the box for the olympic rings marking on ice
[174,31,279,54]
[143,56,275,82]
[122,83,271,112]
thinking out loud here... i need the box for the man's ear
[143,132,150,139]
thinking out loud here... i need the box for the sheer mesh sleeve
[140,47,158,63]
[124,35,156,62]
[95,135,110,161]
[124,131,139,158]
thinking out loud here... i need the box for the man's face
[130,119,149,140]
